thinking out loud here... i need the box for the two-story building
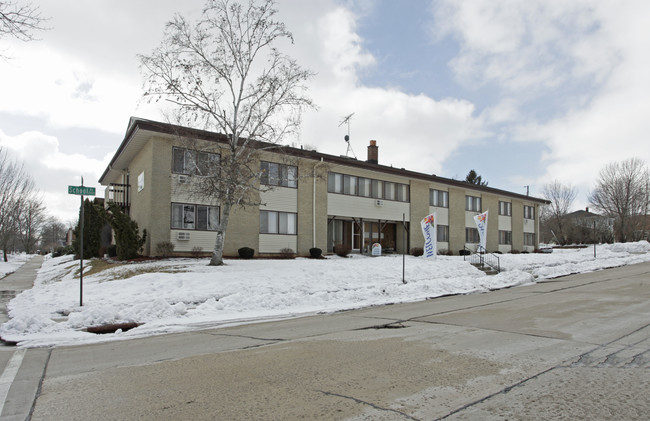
[99,117,549,257]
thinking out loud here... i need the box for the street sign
[68,185,96,196]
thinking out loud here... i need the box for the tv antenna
[338,112,356,158]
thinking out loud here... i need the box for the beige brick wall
[448,186,466,254]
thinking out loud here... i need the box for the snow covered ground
[0,253,32,279]
[2,242,650,348]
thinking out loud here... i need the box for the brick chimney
[367,140,378,164]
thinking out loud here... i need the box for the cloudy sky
[1,0,649,223]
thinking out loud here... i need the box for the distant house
[564,208,614,244]
[99,117,550,257]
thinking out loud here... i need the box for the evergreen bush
[309,247,322,258]
[410,247,424,256]
[238,247,254,259]
[333,244,351,257]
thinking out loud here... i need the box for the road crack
[317,390,420,420]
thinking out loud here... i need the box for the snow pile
[0,252,32,278]
[1,242,649,348]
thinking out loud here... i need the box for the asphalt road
[1,260,649,420]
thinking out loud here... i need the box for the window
[358,177,372,197]
[384,182,396,200]
[173,148,219,176]
[397,184,409,202]
[371,179,383,199]
[172,203,219,230]
[437,225,449,242]
[524,232,535,246]
[344,175,358,195]
[430,189,449,207]
[260,211,297,234]
[524,205,535,220]
[466,195,482,212]
[499,230,512,245]
[327,172,343,193]
[499,201,512,216]
[261,162,297,188]
[466,228,480,243]
[327,172,409,202]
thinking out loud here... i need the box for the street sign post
[68,179,96,306]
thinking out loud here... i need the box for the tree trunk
[209,202,232,266]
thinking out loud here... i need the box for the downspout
[313,158,325,248]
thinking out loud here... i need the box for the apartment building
[99,117,549,257]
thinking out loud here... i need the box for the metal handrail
[463,246,500,273]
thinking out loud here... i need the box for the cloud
[294,2,483,174]
[433,0,650,202]
[0,129,110,222]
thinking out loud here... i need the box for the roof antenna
[338,112,357,159]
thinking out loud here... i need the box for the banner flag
[420,213,437,258]
[473,210,489,251]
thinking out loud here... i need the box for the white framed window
[137,171,144,192]
[172,147,219,176]
[344,175,358,195]
[524,232,536,246]
[430,189,449,207]
[260,211,297,234]
[384,182,396,200]
[327,172,408,202]
[437,225,449,242]
[358,177,372,197]
[261,162,297,188]
[466,195,482,212]
[524,205,535,220]
[466,227,480,243]
[499,230,512,245]
[499,201,512,216]
[171,203,219,230]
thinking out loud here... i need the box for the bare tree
[589,158,650,242]
[0,147,36,260]
[0,1,47,58]
[139,0,314,265]
[541,180,577,245]
[16,197,45,253]
[39,216,67,253]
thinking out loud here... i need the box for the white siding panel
[170,230,217,252]
[260,188,297,212]
[523,218,535,233]
[171,175,218,205]
[259,235,297,253]
[498,215,512,231]
[427,207,449,225]
[498,244,512,254]
[327,194,410,221]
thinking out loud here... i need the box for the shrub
[333,244,351,257]
[459,249,471,256]
[510,249,520,254]
[279,248,295,259]
[104,203,147,260]
[410,247,424,257]
[238,247,255,259]
[156,241,175,257]
[191,246,203,258]
[53,245,75,257]
[107,244,117,258]
[309,247,323,258]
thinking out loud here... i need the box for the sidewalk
[0,255,44,325]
